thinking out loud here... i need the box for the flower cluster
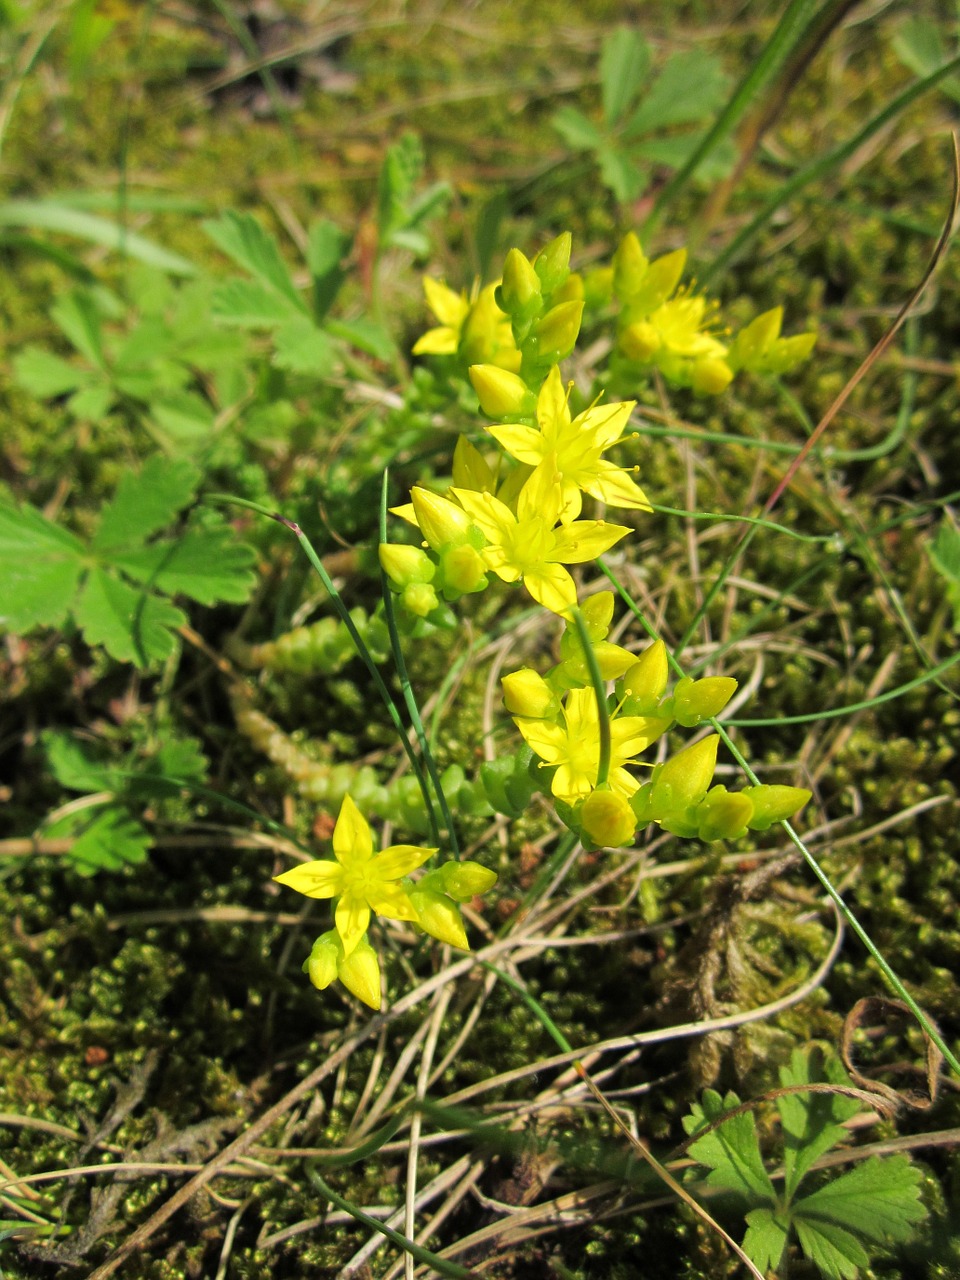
[275,794,496,1009]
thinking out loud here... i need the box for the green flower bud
[337,934,382,1009]
[620,320,660,362]
[437,859,498,902]
[440,543,488,595]
[691,356,734,395]
[581,788,636,848]
[408,888,469,950]
[728,306,783,370]
[534,231,572,293]
[502,667,560,719]
[410,487,473,551]
[534,299,584,363]
[651,734,719,811]
[402,582,440,617]
[673,675,738,727]
[580,590,615,637]
[743,784,813,831]
[622,640,669,709]
[304,932,341,990]
[583,265,614,306]
[696,785,754,841]
[612,232,648,299]
[379,542,436,589]
[469,364,535,418]
[499,248,542,319]
[764,331,817,375]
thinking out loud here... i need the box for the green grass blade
[0,199,197,275]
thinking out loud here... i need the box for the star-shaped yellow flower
[514,687,668,803]
[453,459,631,615]
[412,279,520,371]
[487,366,651,521]
[274,795,435,956]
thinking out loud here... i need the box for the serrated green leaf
[623,49,729,138]
[633,131,737,180]
[13,347,88,397]
[684,1089,776,1206]
[0,501,86,631]
[326,316,396,362]
[67,383,115,420]
[75,567,185,666]
[600,27,649,126]
[211,277,301,328]
[793,1156,926,1245]
[793,1216,868,1280]
[93,455,200,553]
[42,730,117,792]
[892,17,960,104]
[928,515,960,581]
[742,1206,789,1275]
[0,199,197,275]
[272,317,335,375]
[50,290,105,367]
[552,104,605,151]
[150,392,215,444]
[47,805,152,876]
[307,219,349,318]
[154,735,208,782]
[778,1048,860,1199]
[112,524,256,606]
[203,211,305,313]
[597,143,646,202]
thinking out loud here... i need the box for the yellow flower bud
[402,582,440,617]
[452,435,496,493]
[499,248,542,318]
[552,271,584,305]
[691,356,734,395]
[410,487,473,551]
[612,231,648,299]
[729,306,783,369]
[580,590,615,636]
[534,299,584,362]
[583,264,614,306]
[305,932,340,990]
[502,667,559,718]
[742,784,812,831]
[379,542,435,589]
[620,320,661,362]
[438,859,498,902]
[440,543,488,595]
[696,785,753,841]
[623,640,669,708]
[469,364,534,418]
[765,331,817,375]
[337,934,382,1009]
[408,889,469,950]
[580,788,636,848]
[673,675,738,727]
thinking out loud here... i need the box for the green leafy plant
[0,454,256,666]
[683,1048,927,1278]
[927,509,960,629]
[552,27,733,203]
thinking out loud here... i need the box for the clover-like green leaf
[683,1089,777,1207]
[74,567,187,665]
[0,500,86,631]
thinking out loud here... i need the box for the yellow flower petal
[274,860,344,899]
[336,893,371,957]
[549,519,631,564]
[423,277,468,327]
[373,843,437,880]
[523,563,577,615]
[333,794,373,866]
[412,325,458,356]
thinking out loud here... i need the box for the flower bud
[408,888,469,950]
[469,364,535,418]
[580,590,614,637]
[580,788,636,848]
[583,265,614,306]
[379,542,436,589]
[612,232,648,300]
[622,640,669,709]
[437,859,498,901]
[673,675,738,727]
[534,299,584,362]
[402,582,440,617]
[696,785,753,842]
[552,271,584,305]
[304,932,341,990]
[410,487,473,551]
[440,543,488,595]
[620,320,660,362]
[502,667,560,719]
[337,934,382,1009]
[764,331,817,375]
[742,784,812,831]
[651,734,719,810]
[499,248,542,319]
[691,356,734,395]
[452,436,496,492]
[728,306,783,370]
[631,248,687,313]
[534,232,572,293]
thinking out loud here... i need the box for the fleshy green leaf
[683,1089,776,1206]
[600,27,649,126]
[74,567,186,666]
[778,1048,860,1200]
[742,1206,789,1275]
[112,523,257,606]
[623,49,729,137]
[0,500,86,631]
[792,1156,926,1246]
[203,211,305,312]
[93,454,200,552]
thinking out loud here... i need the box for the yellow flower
[412,278,469,356]
[487,365,651,521]
[274,794,434,956]
[304,930,382,1010]
[514,687,667,803]
[453,459,631,615]
[412,279,520,371]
